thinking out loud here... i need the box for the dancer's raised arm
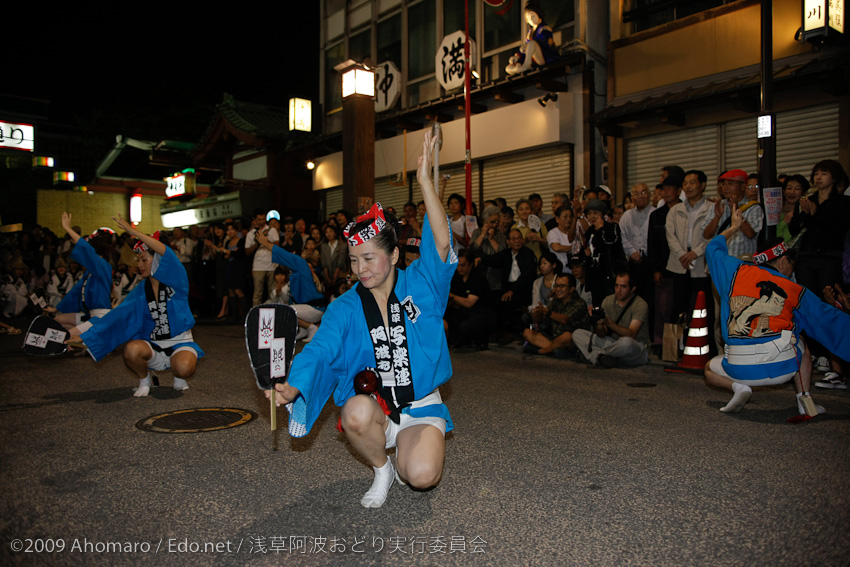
[417,125,451,262]
[114,214,166,256]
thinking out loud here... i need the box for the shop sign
[436,31,476,91]
[374,61,400,113]
[0,120,34,152]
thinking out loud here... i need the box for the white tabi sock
[360,458,394,509]
[134,373,152,397]
[720,383,751,413]
[303,324,319,343]
[173,377,189,391]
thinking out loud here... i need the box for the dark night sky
[6,5,321,139]
[0,6,321,225]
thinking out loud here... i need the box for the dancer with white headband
[68,215,204,397]
[267,127,457,508]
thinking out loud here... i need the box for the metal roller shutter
[374,177,411,213]
[724,118,759,174]
[324,188,343,219]
[480,146,571,210]
[411,163,468,214]
[626,126,719,189]
[724,103,839,177]
[775,103,839,176]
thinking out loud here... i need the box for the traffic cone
[678,291,710,370]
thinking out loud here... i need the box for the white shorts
[708,355,796,387]
[292,304,324,324]
[144,342,199,372]
[384,413,447,450]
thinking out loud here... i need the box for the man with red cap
[701,169,764,259]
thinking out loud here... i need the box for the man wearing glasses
[702,169,764,259]
[522,273,591,356]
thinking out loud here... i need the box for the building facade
[311,0,611,215]
[597,0,848,194]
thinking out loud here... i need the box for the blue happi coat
[286,216,457,436]
[57,238,113,314]
[706,235,850,380]
[81,247,204,362]
[270,246,324,306]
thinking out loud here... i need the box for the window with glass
[349,28,372,63]
[536,0,574,30]
[324,41,345,112]
[377,13,402,68]
[625,0,726,34]
[408,0,436,80]
[482,0,520,54]
[444,1,475,39]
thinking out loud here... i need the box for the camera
[590,306,606,325]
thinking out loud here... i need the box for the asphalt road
[1,320,849,566]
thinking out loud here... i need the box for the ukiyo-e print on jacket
[285,215,458,437]
[706,235,850,382]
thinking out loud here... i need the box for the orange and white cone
[679,291,710,370]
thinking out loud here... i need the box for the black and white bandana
[145,279,175,341]
[357,270,415,423]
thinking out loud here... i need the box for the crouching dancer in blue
[68,215,204,397]
[255,228,326,343]
[267,130,457,508]
[704,205,850,415]
[44,212,113,331]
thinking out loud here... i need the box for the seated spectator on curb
[569,254,593,306]
[444,252,493,349]
[403,237,421,268]
[268,266,291,305]
[529,252,562,311]
[499,206,515,238]
[469,205,507,306]
[545,193,570,232]
[479,228,537,343]
[571,272,650,368]
[580,199,625,307]
[513,198,548,260]
[523,273,591,356]
[547,206,576,268]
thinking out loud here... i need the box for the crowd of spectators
[2,159,849,382]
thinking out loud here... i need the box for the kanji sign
[374,61,400,113]
[0,120,34,152]
[436,31,476,92]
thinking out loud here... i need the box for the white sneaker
[815,356,831,373]
[815,372,848,390]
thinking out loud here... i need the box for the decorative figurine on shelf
[505,1,559,75]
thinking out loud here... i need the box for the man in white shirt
[618,183,655,307]
[170,226,196,276]
[665,169,715,354]
[245,210,280,306]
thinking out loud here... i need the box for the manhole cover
[626,383,657,388]
[136,408,257,433]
